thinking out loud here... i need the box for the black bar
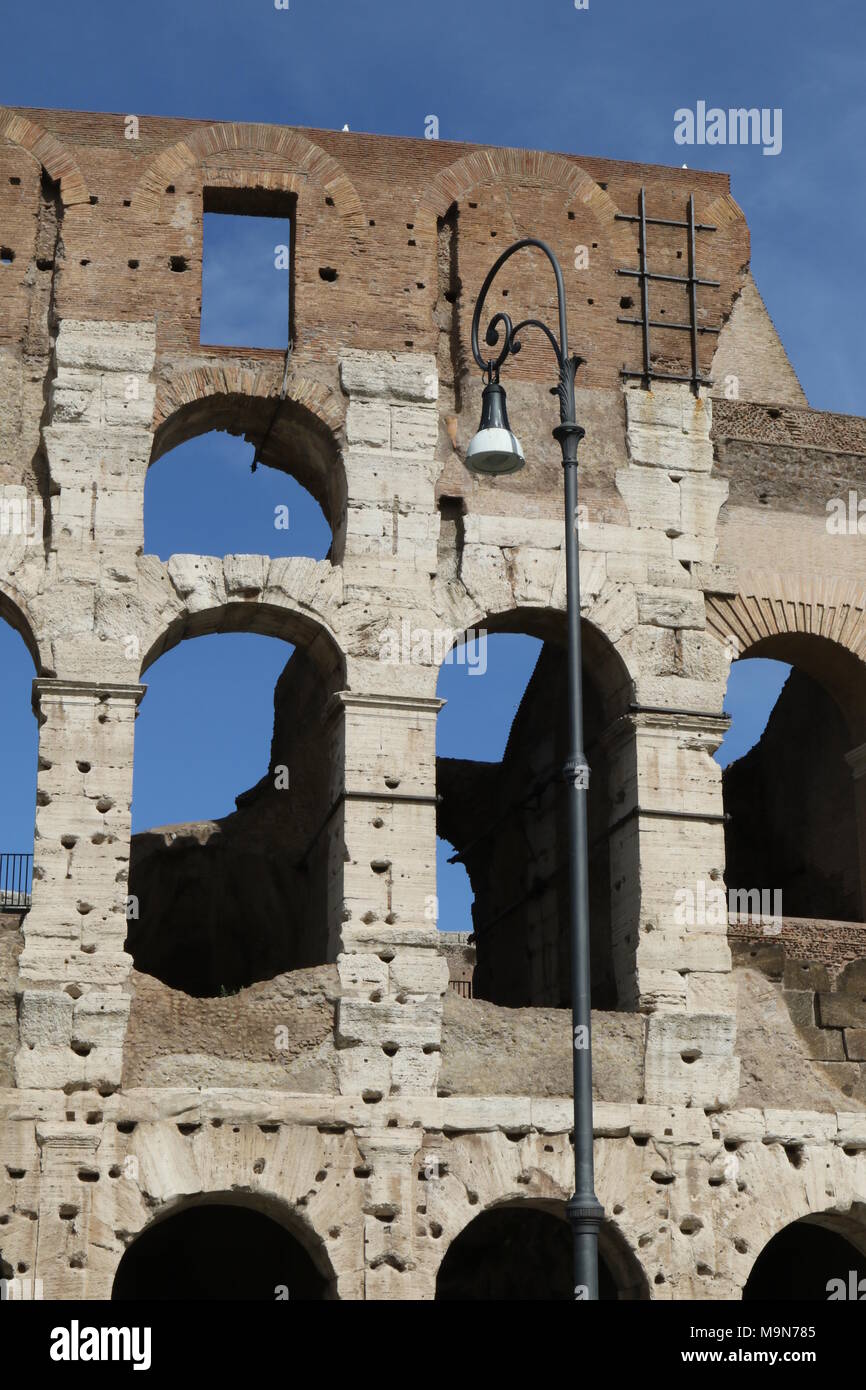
[0,852,33,909]
[617,268,721,287]
[687,194,700,393]
[622,369,713,385]
[637,187,651,388]
[617,317,720,333]
[616,212,717,231]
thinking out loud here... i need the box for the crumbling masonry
[2,107,866,1299]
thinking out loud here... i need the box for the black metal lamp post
[464,238,605,1299]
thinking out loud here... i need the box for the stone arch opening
[112,1198,331,1300]
[436,610,633,1009]
[720,634,866,925]
[150,386,345,561]
[434,1202,647,1301]
[742,1210,866,1301]
[145,430,331,565]
[128,611,345,997]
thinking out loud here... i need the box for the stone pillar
[844,742,866,918]
[624,709,739,1107]
[14,679,143,1090]
[609,384,738,1107]
[602,706,734,1015]
[338,349,440,573]
[355,1126,427,1299]
[326,692,449,1099]
[33,1122,102,1299]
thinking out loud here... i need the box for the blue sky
[1,0,861,928]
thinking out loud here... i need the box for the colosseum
[1,104,866,1302]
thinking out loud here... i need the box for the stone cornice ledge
[3,1089,864,1146]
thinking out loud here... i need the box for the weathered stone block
[340,350,437,402]
[19,991,74,1047]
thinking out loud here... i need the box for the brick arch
[140,594,345,683]
[417,147,620,225]
[707,574,866,662]
[442,606,634,721]
[133,121,365,230]
[736,1199,866,1297]
[109,1188,342,1299]
[0,109,90,206]
[0,579,43,672]
[707,573,866,740]
[431,1193,650,1300]
[151,364,346,536]
[153,364,344,441]
[704,189,747,229]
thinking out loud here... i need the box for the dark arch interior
[723,660,864,921]
[127,642,339,997]
[435,1207,641,1301]
[743,1219,866,1301]
[112,1204,328,1301]
[437,624,630,1009]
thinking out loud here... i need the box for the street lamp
[465,237,605,1300]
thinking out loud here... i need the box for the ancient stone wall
[1,106,866,1300]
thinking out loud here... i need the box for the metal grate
[448,978,473,999]
[616,187,721,395]
[0,853,32,911]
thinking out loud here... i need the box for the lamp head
[465,379,525,476]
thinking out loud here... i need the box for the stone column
[354,1126,428,1299]
[338,348,440,572]
[326,691,449,1100]
[14,679,143,1090]
[33,1122,102,1299]
[608,385,738,1107]
[623,708,739,1107]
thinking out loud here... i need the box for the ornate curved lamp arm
[470,237,584,447]
[471,236,570,375]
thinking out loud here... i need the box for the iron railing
[0,853,32,910]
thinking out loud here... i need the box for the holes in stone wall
[169,255,188,273]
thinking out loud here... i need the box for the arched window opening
[144,430,331,563]
[720,647,865,923]
[743,1215,866,1301]
[112,1202,329,1300]
[128,630,338,997]
[436,619,631,1010]
[0,616,36,911]
[435,1205,647,1301]
[0,613,36,1085]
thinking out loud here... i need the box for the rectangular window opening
[201,187,295,349]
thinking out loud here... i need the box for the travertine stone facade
[1,107,866,1299]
